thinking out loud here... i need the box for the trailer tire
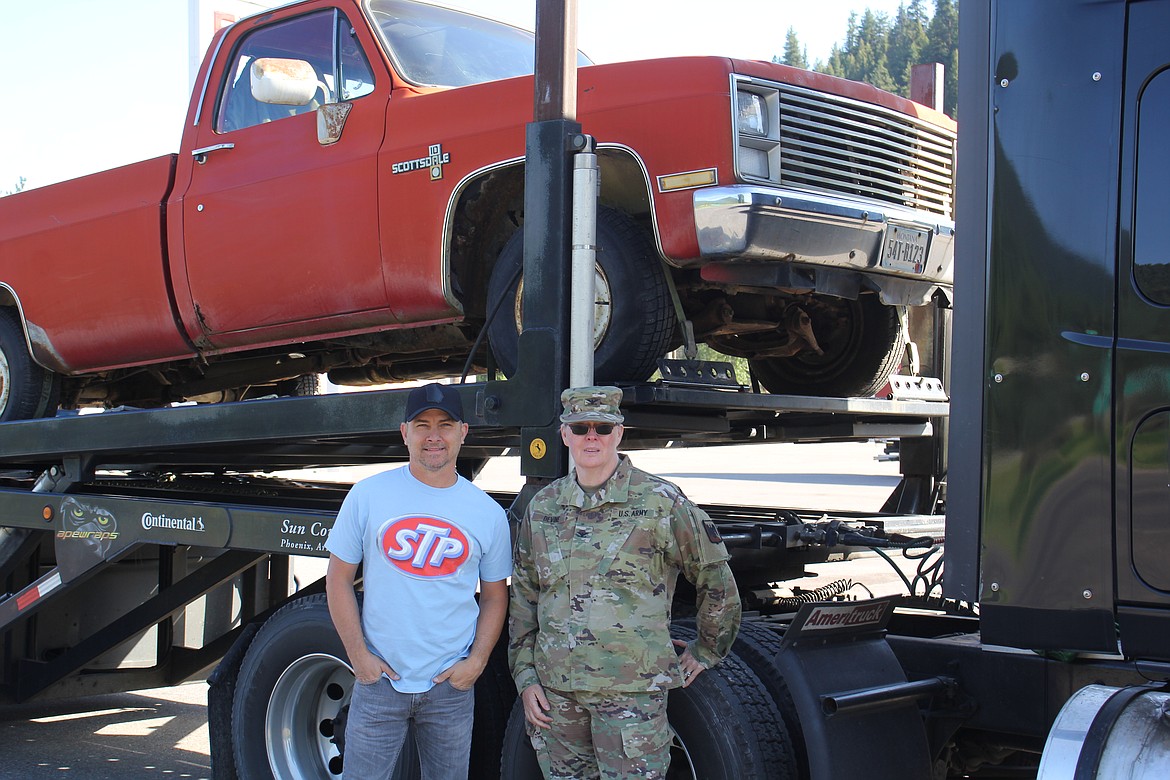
[749,295,906,398]
[0,307,59,422]
[0,528,32,573]
[498,626,795,780]
[486,207,674,384]
[230,593,420,780]
[468,636,517,780]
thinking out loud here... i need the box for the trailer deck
[0,380,946,472]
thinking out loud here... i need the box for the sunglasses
[567,423,616,436]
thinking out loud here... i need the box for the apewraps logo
[57,497,118,555]
[380,517,469,579]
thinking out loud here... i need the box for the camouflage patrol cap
[559,386,624,424]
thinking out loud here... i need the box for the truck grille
[776,84,956,220]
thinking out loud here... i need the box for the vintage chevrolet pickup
[0,0,956,421]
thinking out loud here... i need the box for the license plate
[879,224,930,274]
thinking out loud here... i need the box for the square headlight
[737,90,768,136]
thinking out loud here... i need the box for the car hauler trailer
[4,1,1170,779]
[0,2,957,777]
[0,379,948,779]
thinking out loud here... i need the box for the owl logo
[60,496,118,556]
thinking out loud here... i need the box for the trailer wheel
[0,307,59,422]
[230,593,420,780]
[485,207,675,383]
[498,626,794,780]
[469,637,517,780]
[749,295,906,398]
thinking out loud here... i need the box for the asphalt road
[0,440,927,778]
[0,685,212,780]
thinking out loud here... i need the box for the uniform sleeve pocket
[620,716,672,760]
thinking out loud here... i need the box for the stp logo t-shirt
[325,466,512,692]
[381,516,470,578]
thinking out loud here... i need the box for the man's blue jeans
[343,677,475,780]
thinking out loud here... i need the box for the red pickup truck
[0,0,956,422]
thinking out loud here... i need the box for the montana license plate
[879,224,930,274]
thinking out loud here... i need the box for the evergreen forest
[776,0,959,117]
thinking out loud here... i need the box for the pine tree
[782,27,808,69]
[1,176,27,196]
[803,1,958,119]
[888,1,930,95]
[924,0,959,116]
[820,13,859,80]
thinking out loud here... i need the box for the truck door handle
[192,143,235,164]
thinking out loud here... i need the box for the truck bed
[0,155,192,374]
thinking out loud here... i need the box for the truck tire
[0,307,59,422]
[468,637,517,780]
[666,623,796,780]
[230,593,420,780]
[281,373,320,397]
[728,620,810,780]
[0,527,38,583]
[498,626,795,780]
[485,207,675,383]
[749,295,906,398]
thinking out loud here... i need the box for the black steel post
[946,0,992,601]
[507,0,581,481]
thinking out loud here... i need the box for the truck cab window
[217,10,374,133]
[1133,69,1170,305]
[366,0,589,87]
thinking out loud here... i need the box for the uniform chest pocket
[536,521,570,582]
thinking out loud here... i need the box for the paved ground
[0,439,932,778]
[0,685,212,780]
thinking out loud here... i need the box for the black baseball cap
[404,383,464,422]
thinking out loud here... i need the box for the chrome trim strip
[0,282,56,373]
[193,24,233,128]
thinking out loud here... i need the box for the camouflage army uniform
[509,454,741,779]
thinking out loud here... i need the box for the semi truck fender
[773,596,936,780]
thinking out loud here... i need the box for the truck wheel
[230,593,420,780]
[749,295,906,398]
[728,620,810,780]
[0,307,60,422]
[290,374,320,396]
[242,374,319,401]
[469,637,518,780]
[498,627,795,780]
[0,528,41,584]
[485,207,675,383]
[667,623,796,780]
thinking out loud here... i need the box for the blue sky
[0,0,910,191]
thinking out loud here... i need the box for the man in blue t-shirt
[325,383,511,779]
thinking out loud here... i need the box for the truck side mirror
[250,57,324,106]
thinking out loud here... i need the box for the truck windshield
[365,0,590,87]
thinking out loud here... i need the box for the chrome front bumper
[693,185,955,306]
